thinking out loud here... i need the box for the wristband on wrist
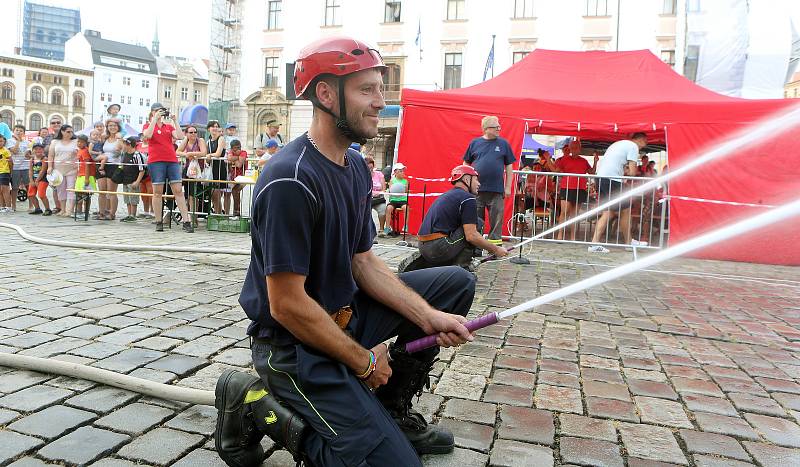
[356,350,376,380]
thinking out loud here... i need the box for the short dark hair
[77,134,89,142]
[230,139,241,148]
[631,132,647,140]
[207,120,220,130]
[13,124,25,131]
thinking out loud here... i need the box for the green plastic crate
[207,214,251,233]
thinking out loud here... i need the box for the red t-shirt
[143,122,177,163]
[555,156,591,190]
[77,148,96,177]
[228,149,247,179]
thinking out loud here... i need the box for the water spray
[406,197,800,353]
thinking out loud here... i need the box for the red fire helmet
[294,36,386,99]
[449,164,479,183]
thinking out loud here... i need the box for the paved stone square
[2,211,800,466]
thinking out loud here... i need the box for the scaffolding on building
[209,0,242,123]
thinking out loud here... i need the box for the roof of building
[83,31,157,74]
[0,53,93,75]
[155,56,209,82]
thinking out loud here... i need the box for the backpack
[114,151,142,185]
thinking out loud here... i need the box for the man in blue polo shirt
[400,165,508,272]
[463,115,516,246]
[214,36,476,467]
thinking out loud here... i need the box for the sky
[0,0,211,59]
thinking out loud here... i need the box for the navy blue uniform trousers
[251,266,476,467]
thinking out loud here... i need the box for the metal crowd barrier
[511,170,668,249]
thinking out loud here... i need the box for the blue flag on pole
[415,18,422,60]
[483,35,496,81]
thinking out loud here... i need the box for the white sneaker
[630,239,649,247]
[588,245,610,253]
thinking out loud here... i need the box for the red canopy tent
[396,49,800,265]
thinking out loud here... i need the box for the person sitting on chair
[399,165,508,273]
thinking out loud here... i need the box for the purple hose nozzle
[405,312,500,353]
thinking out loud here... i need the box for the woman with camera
[142,103,193,233]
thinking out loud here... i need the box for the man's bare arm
[267,272,371,373]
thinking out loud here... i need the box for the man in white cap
[384,162,408,237]
[255,119,284,157]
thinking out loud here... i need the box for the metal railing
[510,170,668,249]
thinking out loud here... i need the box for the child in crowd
[0,135,12,212]
[88,129,108,176]
[119,136,146,222]
[75,135,96,215]
[27,143,50,215]
[226,139,247,219]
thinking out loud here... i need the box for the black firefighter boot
[375,343,455,455]
[215,369,310,467]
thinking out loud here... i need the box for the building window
[514,0,534,18]
[120,95,125,105]
[29,114,43,131]
[104,73,111,83]
[268,0,282,29]
[1,83,13,100]
[146,99,150,107]
[139,116,144,124]
[512,51,530,64]
[165,86,172,99]
[684,45,700,81]
[32,73,42,82]
[127,96,132,105]
[142,80,150,88]
[194,89,201,102]
[660,49,675,67]
[384,62,401,101]
[71,117,84,130]
[53,76,63,85]
[73,92,84,108]
[447,0,465,20]
[324,0,341,26]
[264,57,279,88]
[181,87,189,100]
[662,0,677,15]
[30,86,43,103]
[139,98,144,106]
[123,77,131,86]
[108,93,112,102]
[0,110,13,126]
[585,0,608,16]
[687,0,701,12]
[100,92,105,101]
[443,52,462,89]
[74,78,84,87]
[1,68,13,77]
[384,1,401,23]
[51,89,63,105]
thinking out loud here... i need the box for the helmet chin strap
[310,77,368,145]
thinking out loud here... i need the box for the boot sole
[415,443,455,455]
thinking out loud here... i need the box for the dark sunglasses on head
[51,121,61,125]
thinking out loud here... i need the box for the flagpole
[491,34,496,78]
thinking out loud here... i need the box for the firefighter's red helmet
[294,36,386,99]
[449,164,479,183]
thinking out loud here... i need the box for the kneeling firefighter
[214,35,477,466]
[399,165,509,273]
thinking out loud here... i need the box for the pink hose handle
[479,247,514,263]
[404,312,500,354]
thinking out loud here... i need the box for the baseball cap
[392,162,406,172]
[123,136,139,146]
[32,142,44,149]
[265,140,279,149]
[150,102,165,111]
[225,123,237,129]
[349,143,361,151]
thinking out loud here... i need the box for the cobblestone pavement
[2,211,800,466]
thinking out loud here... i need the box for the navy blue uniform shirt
[418,188,478,236]
[463,136,516,193]
[239,134,375,339]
